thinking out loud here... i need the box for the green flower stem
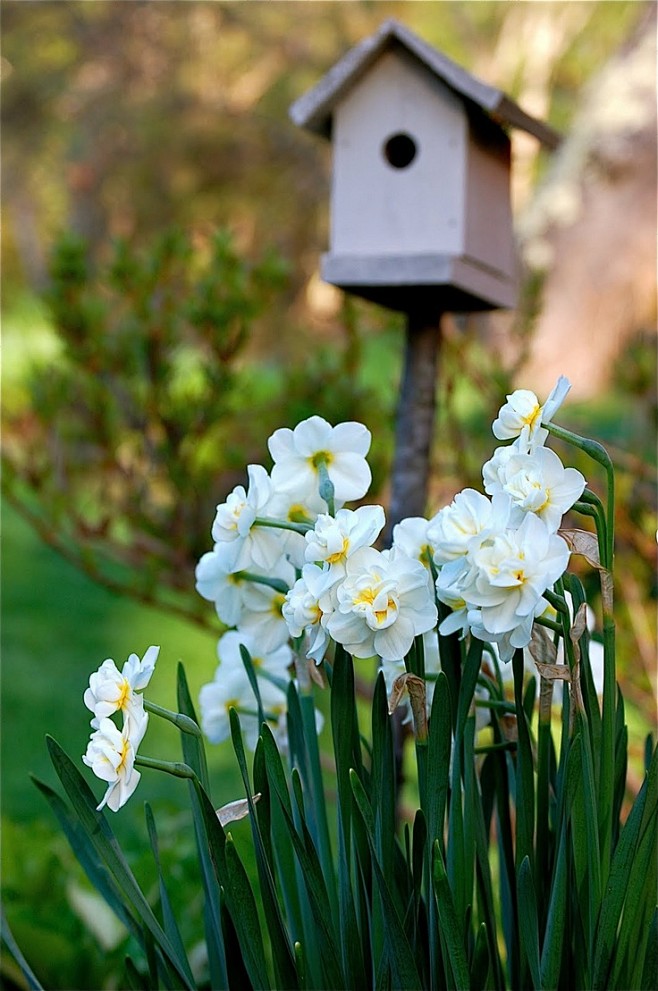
[475,699,516,714]
[535,615,563,634]
[474,741,517,755]
[235,571,290,595]
[543,588,570,615]
[548,421,617,882]
[253,516,312,535]
[135,755,197,780]
[144,699,203,738]
[572,501,607,566]
[547,422,614,569]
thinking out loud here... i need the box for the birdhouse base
[321,252,517,312]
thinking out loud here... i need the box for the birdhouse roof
[290,18,561,150]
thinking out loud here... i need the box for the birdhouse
[290,19,560,313]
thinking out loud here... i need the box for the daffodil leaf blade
[350,769,423,990]
[431,840,471,991]
[517,856,541,989]
[229,709,298,990]
[45,737,195,990]
[144,803,195,989]
[175,663,210,791]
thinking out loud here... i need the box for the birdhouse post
[290,19,559,538]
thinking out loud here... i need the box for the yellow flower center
[326,536,350,565]
[116,678,131,712]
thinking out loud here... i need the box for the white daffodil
[268,415,372,504]
[195,542,247,626]
[199,663,287,750]
[428,489,510,565]
[211,464,283,571]
[236,558,296,652]
[215,629,293,681]
[265,486,328,568]
[326,546,437,662]
[283,562,334,664]
[483,446,586,533]
[304,505,385,590]
[459,513,570,642]
[391,516,435,587]
[435,562,471,638]
[82,712,148,812]
[492,375,571,443]
[84,646,159,734]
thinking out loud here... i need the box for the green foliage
[2,230,391,626]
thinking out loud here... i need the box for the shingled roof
[290,18,561,150]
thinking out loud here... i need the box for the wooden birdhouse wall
[463,115,516,282]
[330,48,468,257]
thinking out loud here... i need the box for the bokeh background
[2,2,656,987]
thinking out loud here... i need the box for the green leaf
[371,673,396,880]
[539,821,568,991]
[188,775,268,990]
[229,709,297,990]
[592,768,649,987]
[33,775,140,940]
[240,643,266,728]
[470,923,491,991]
[350,770,423,990]
[0,907,46,991]
[640,908,658,991]
[144,803,195,989]
[512,649,535,876]
[330,645,367,988]
[176,663,210,792]
[427,672,452,853]
[517,856,541,989]
[45,737,195,991]
[262,725,344,989]
[432,840,471,991]
[224,835,271,987]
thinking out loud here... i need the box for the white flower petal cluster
[325,546,438,662]
[483,445,585,533]
[492,375,570,445]
[83,714,148,812]
[304,505,385,588]
[82,646,159,810]
[211,464,283,571]
[435,377,579,661]
[269,415,372,504]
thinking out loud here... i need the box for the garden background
[1,2,656,988]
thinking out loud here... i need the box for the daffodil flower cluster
[82,646,159,811]
[195,416,372,746]
[193,377,584,749]
[432,377,585,660]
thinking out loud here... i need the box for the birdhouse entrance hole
[383,131,417,169]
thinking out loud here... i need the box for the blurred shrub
[1,229,391,626]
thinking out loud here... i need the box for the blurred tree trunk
[516,2,657,399]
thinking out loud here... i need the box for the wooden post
[384,304,442,545]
